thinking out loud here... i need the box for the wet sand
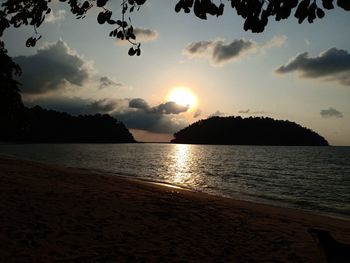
[0,155,349,262]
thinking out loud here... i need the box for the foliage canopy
[171,116,329,146]
[0,0,349,55]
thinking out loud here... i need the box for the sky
[2,1,350,145]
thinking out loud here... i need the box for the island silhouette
[171,116,328,146]
[1,106,135,143]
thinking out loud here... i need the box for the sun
[167,88,197,109]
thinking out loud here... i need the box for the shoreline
[2,152,349,222]
[1,155,350,262]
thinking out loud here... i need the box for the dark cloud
[238,109,265,115]
[183,36,286,66]
[24,96,91,116]
[89,99,121,113]
[184,39,254,65]
[129,98,150,110]
[320,107,344,119]
[193,109,202,118]
[209,110,225,117]
[212,40,254,64]
[185,40,213,55]
[129,98,189,115]
[275,48,350,86]
[24,96,126,116]
[153,101,189,115]
[14,40,92,94]
[112,98,190,133]
[99,76,123,89]
[113,110,188,134]
[238,109,251,114]
[24,96,189,134]
[133,28,158,42]
[116,27,158,45]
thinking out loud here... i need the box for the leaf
[128,47,135,56]
[129,33,136,40]
[107,19,117,25]
[135,0,146,5]
[117,31,124,39]
[193,0,207,20]
[337,0,350,11]
[316,8,325,18]
[175,1,182,13]
[184,0,194,8]
[82,1,90,10]
[217,3,224,17]
[96,0,108,8]
[97,12,106,24]
[322,0,334,9]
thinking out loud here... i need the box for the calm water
[1,143,350,219]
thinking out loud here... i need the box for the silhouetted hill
[1,106,135,143]
[171,116,328,146]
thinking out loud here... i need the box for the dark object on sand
[309,228,350,263]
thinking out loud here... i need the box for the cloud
[129,98,150,110]
[89,99,122,113]
[45,9,66,23]
[25,96,189,134]
[115,27,158,44]
[320,107,344,118]
[133,28,158,42]
[14,40,92,94]
[153,101,189,114]
[238,109,251,114]
[209,110,225,117]
[304,38,311,46]
[183,35,287,66]
[275,48,350,86]
[99,76,123,89]
[238,109,265,115]
[129,98,189,115]
[184,39,254,65]
[261,35,287,49]
[193,109,202,118]
[114,110,188,134]
[24,96,127,116]
[112,98,190,133]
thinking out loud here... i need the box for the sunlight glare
[167,88,197,109]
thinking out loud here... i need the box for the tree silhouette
[0,0,349,54]
[19,106,136,143]
[0,40,26,140]
[171,116,329,146]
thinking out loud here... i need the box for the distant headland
[1,106,136,143]
[171,116,328,146]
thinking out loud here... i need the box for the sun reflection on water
[168,144,195,185]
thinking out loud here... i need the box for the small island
[171,116,329,146]
[1,106,136,143]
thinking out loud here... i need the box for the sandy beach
[1,155,349,262]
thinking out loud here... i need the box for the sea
[1,143,349,220]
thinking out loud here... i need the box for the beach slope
[0,155,349,262]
